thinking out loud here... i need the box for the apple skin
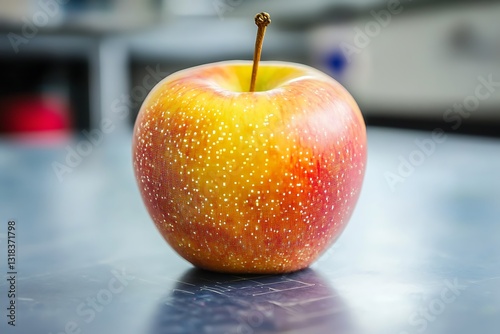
[133,60,366,274]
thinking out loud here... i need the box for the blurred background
[0,0,499,137]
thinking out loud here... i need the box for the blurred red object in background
[0,95,71,134]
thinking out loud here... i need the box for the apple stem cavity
[250,12,271,92]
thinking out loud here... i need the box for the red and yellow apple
[133,60,366,274]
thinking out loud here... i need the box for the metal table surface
[0,127,499,334]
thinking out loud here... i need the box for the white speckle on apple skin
[132,61,366,274]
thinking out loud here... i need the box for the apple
[132,13,366,274]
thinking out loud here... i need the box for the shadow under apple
[147,268,356,334]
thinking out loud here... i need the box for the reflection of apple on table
[133,13,366,274]
[148,268,355,334]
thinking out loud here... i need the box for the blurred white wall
[309,2,500,121]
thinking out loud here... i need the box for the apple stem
[250,12,271,92]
